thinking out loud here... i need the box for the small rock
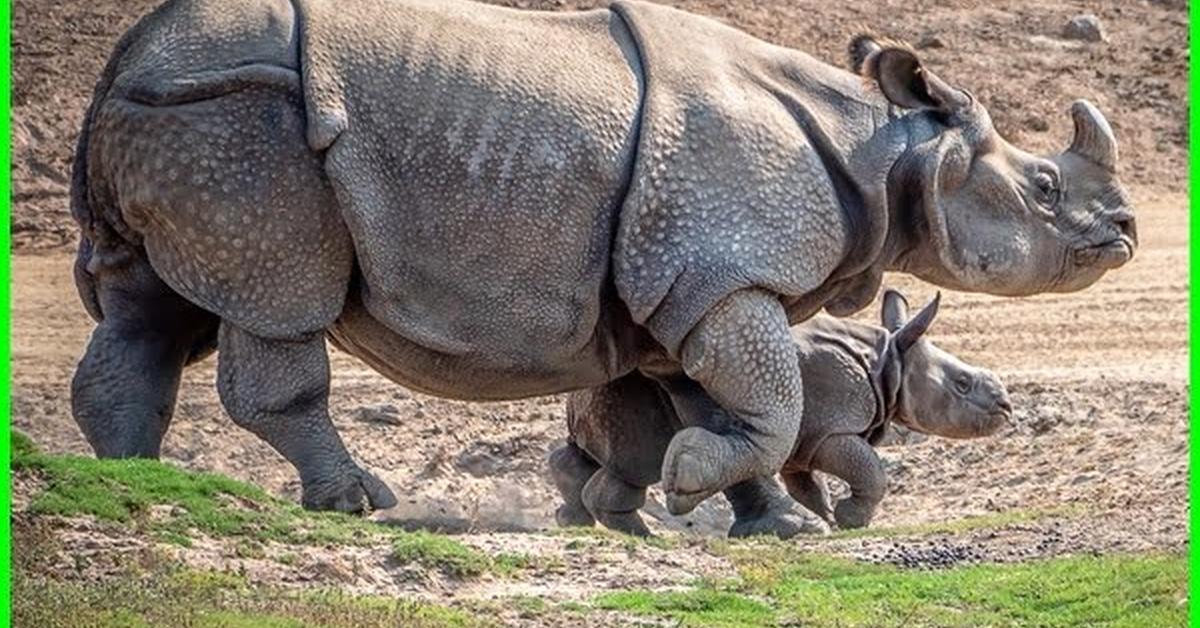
[1062,15,1106,43]
[1025,115,1050,132]
[915,35,946,50]
[355,403,403,426]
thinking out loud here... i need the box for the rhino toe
[729,504,830,539]
[302,467,397,514]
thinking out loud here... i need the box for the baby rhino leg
[810,435,886,529]
[582,468,651,537]
[548,443,600,528]
[781,471,834,525]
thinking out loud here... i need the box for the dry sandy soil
[10,0,1189,616]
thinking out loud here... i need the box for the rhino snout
[979,382,1012,435]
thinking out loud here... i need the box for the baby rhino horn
[894,292,940,352]
[1067,100,1117,172]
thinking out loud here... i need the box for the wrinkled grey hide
[552,290,1012,534]
[70,0,1133,515]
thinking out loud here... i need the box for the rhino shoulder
[610,1,870,354]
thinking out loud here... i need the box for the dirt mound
[10,0,1187,252]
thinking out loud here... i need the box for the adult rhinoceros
[70,0,1135,530]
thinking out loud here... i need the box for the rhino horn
[894,291,940,352]
[1067,100,1117,171]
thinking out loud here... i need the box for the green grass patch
[595,552,1188,627]
[13,431,383,547]
[13,567,484,628]
[392,530,491,577]
[596,588,775,627]
[12,432,527,579]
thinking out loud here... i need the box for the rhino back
[297,0,644,372]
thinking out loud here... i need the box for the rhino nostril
[1116,217,1136,241]
[994,398,1012,413]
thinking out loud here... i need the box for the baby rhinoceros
[550,290,1012,536]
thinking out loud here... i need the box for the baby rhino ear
[880,288,909,331]
[894,292,941,352]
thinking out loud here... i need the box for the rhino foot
[555,504,596,528]
[301,466,398,514]
[661,427,728,515]
[833,499,875,530]
[729,502,830,539]
[594,510,652,537]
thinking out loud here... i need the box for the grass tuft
[595,551,1188,627]
[391,530,491,578]
[12,431,532,580]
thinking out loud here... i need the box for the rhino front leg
[661,289,803,515]
[216,323,396,513]
[654,374,825,537]
[810,435,886,529]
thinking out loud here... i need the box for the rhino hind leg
[71,243,218,458]
[216,323,396,513]
[548,442,600,528]
[581,468,651,537]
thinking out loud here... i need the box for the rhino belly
[298,0,645,379]
[328,288,646,401]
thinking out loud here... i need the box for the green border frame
[0,4,1191,628]
[2,0,12,624]
[1187,4,1198,621]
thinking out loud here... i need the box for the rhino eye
[1033,170,1060,209]
[953,375,972,394]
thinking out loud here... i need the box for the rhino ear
[894,292,940,352]
[881,289,909,331]
[854,36,969,116]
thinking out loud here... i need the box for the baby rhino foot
[729,499,830,539]
[833,499,876,530]
[302,464,398,514]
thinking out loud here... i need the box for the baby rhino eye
[953,375,972,394]
[1033,170,1060,209]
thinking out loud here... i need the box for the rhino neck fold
[881,112,963,281]
[766,59,925,318]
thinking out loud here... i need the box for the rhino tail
[70,6,169,323]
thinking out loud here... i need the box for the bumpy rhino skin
[555,290,1012,534]
[70,0,1133,513]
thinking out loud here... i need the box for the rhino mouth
[1074,234,1135,269]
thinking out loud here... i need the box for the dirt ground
[9,0,1189,614]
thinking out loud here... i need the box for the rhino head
[855,37,1137,295]
[878,290,1010,439]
